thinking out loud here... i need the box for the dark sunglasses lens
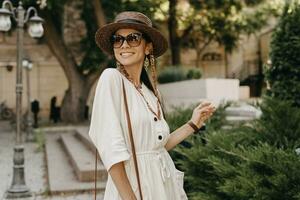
[112,35,124,48]
[127,33,141,47]
[112,33,142,48]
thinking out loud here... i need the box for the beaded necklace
[118,66,161,120]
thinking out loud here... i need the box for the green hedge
[158,66,202,84]
[168,97,300,200]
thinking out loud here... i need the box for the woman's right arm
[109,162,137,200]
[89,70,136,199]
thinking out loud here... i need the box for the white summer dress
[88,68,188,200]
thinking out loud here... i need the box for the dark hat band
[117,19,150,26]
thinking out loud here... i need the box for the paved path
[0,121,104,200]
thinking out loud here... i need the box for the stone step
[45,132,106,194]
[226,116,256,124]
[60,133,107,182]
[75,127,96,153]
[225,104,262,118]
[0,121,13,132]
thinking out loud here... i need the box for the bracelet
[187,121,206,134]
[187,121,199,133]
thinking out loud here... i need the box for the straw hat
[95,11,168,57]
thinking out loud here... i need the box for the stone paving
[0,121,104,200]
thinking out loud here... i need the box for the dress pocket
[175,169,188,200]
[175,169,184,188]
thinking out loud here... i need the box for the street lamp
[0,0,44,198]
[22,59,34,142]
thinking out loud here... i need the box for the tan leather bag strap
[94,148,97,200]
[94,79,143,200]
[122,79,143,200]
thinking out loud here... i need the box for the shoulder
[100,68,122,83]
[98,68,122,86]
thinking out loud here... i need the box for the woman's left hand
[190,101,216,128]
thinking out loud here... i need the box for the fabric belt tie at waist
[136,149,171,182]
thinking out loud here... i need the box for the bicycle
[0,101,14,120]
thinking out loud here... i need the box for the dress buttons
[158,135,163,140]
[154,117,158,121]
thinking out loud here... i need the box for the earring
[144,56,149,70]
[150,54,155,67]
[150,54,158,96]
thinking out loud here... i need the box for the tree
[189,1,283,73]
[168,0,282,75]
[22,0,163,123]
[168,0,180,65]
[265,1,300,107]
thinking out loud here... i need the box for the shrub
[166,102,231,165]
[253,96,300,149]
[158,67,186,84]
[170,97,300,200]
[158,66,202,84]
[265,2,300,107]
[34,129,45,152]
[186,68,202,79]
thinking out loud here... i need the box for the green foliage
[176,140,300,200]
[158,67,202,83]
[186,68,202,79]
[158,66,186,84]
[170,97,300,199]
[165,105,194,133]
[265,1,300,107]
[34,128,45,152]
[166,101,231,171]
[20,0,164,72]
[254,97,300,149]
[184,0,284,52]
[79,0,107,72]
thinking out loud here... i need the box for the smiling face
[113,28,152,68]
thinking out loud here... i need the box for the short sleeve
[88,68,130,171]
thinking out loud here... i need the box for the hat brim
[95,22,168,58]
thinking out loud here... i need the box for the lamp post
[0,0,44,198]
[22,59,34,142]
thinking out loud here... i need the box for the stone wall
[0,31,68,118]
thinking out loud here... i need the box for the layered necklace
[118,65,161,120]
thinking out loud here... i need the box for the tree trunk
[168,0,181,66]
[255,34,264,96]
[224,48,229,78]
[41,10,103,123]
[195,38,212,68]
[60,78,90,123]
[92,0,107,27]
[196,48,201,68]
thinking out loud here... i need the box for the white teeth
[120,52,134,57]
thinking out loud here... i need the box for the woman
[89,11,215,200]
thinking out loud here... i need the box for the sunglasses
[111,32,143,48]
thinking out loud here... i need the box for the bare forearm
[165,123,195,151]
[165,101,216,151]
[109,162,137,200]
